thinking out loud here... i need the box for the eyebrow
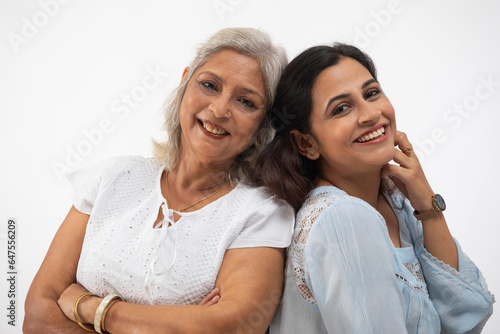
[199,71,225,84]
[324,78,379,115]
[198,71,265,104]
[362,78,378,89]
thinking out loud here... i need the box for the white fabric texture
[271,186,494,334]
[66,155,294,306]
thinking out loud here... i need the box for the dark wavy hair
[251,43,377,211]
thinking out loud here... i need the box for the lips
[355,126,385,143]
[199,120,229,135]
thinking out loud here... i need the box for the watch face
[434,194,446,211]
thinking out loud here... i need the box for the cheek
[181,84,205,112]
[239,113,264,135]
[387,108,397,139]
[318,121,350,145]
[181,95,198,113]
[383,100,396,122]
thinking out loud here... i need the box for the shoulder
[289,187,390,304]
[288,186,356,305]
[68,155,163,193]
[224,183,295,249]
[107,155,162,172]
[98,155,162,181]
[295,186,380,240]
[234,182,294,215]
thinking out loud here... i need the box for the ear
[181,67,189,83]
[174,67,190,104]
[290,130,320,160]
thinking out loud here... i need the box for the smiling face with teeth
[303,57,397,178]
[178,49,267,166]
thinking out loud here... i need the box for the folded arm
[58,246,284,334]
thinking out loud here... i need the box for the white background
[1,0,499,332]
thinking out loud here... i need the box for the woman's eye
[365,89,380,99]
[238,98,256,109]
[333,105,349,115]
[201,81,218,92]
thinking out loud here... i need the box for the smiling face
[304,57,396,179]
[178,49,267,166]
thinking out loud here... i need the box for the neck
[171,145,233,191]
[319,168,382,208]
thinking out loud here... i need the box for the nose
[357,101,381,125]
[209,96,231,119]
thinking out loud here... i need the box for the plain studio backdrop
[1,0,499,332]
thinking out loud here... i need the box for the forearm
[24,294,88,334]
[60,247,283,334]
[421,213,458,270]
[24,206,89,333]
[78,297,274,334]
[74,247,284,334]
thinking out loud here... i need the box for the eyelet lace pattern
[289,190,349,305]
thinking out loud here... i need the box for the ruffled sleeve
[228,195,294,249]
[305,198,408,333]
[65,156,135,215]
[402,201,495,333]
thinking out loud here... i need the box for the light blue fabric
[271,186,494,334]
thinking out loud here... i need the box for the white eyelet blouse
[67,155,294,305]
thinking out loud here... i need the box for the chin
[372,155,395,170]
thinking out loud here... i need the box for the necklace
[165,172,228,212]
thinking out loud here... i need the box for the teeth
[202,122,227,135]
[357,127,385,143]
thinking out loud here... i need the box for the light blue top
[270,186,494,334]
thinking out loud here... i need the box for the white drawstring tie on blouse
[144,202,178,300]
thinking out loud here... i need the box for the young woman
[255,44,494,333]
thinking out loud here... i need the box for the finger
[391,149,413,167]
[395,131,414,156]
[383,162,434,209]
[381,162,411,183]
[381,165,409,198]
[198,287,220,306]
[204,295,220,307]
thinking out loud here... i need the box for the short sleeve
[65,156,130,215]
[228,197,294,249]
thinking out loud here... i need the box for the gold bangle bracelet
[73,292,97,332]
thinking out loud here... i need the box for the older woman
[255,44,494,333]
[24,28,292,334]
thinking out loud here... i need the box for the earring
[309,149,316,156]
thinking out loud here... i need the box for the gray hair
[153,27,288,183]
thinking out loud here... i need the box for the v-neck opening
[152,166,241,229]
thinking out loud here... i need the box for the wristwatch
[413,194,446,221]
